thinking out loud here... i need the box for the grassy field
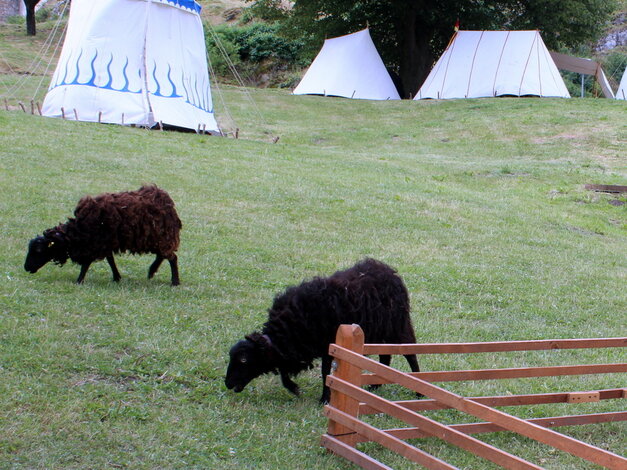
[1,15,626,470]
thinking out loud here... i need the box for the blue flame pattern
[153,0,202,14]
[49,49,213,113]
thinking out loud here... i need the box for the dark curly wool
[225,258,419,403]
[24,185,182,285]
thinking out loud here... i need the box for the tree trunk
[398,8,434,99]
[24,0,39,36]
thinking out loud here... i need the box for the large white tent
[616,67,627,100]
[293,28,400,100]
[42,0,220,133]
[415,30,570,100]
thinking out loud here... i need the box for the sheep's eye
[240,357,247,364]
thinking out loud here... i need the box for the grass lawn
[1,18,626,470]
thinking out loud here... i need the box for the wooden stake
[4,98,8,111]
[18,102,26,113]
[327,324,364,447]
[98,111,102,123]
[235,128,239,139]
[61,107,66,119]
[158,121,163,131]
[36,102,41,115]
[30,100,35,115]
[73,109,78,120]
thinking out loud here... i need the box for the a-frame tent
[42,0,220,133]
[293,28,400,100]
[415,30,570,100]
[616,67,627,100]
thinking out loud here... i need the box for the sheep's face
[24,236,55,273]
[225,336,275,393]
[24,233,66,273]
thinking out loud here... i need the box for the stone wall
[0,0,22,24]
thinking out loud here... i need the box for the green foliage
[205,22,304,85]
[4,15,25,25]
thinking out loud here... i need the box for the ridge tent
[293,28,400,100]
[42,0,220,133]
[617,67,627,100]
[415,30,570,100]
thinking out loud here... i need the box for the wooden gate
[322,324,627,469]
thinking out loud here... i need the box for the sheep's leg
[148,255,164,279]
[320,355,333,404]
[279,369,300,396]
[76,262,91,284]
[106,255,121,282]
[167,255,180,286]
[404,354,423,398]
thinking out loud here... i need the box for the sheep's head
[225,333,276,393]
[24,231,68,273]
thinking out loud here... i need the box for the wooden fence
[322,324,627,470]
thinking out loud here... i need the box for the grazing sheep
[225,258,419,403]
[24,185,182,285]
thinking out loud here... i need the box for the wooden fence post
[327,324,364,447]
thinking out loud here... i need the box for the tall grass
[1,83,625,468]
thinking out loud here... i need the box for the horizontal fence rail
[322,325,627,470]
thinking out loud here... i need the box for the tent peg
[61,107,66,119]
[73,109,78,120]
[36,102,42,115]
[30,100,35,115]
[121,113,125,125]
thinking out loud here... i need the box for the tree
[247,0,616,97]
[24,0,42,36]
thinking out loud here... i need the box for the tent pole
[580,74,584,98]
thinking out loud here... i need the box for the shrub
[204,22,305,85]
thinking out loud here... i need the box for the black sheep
[24,185,182,285]
[225,258,419,403]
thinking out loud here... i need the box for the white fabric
[415,30,570,100]
[293,28,400,100]
[616,67,627,100]
[42,0,219,133]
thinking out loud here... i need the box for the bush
[204,22,305,85]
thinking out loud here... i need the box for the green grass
[1,25,626,468]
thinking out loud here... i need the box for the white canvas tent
[42,0,220,133]
[616,67,627,100]
[415,30,570,100]
[293,28,400,100]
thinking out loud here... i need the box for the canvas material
[293,28,400,100]
[42,0,219,132]
[415,30,570,100]
[617,67,627,100]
